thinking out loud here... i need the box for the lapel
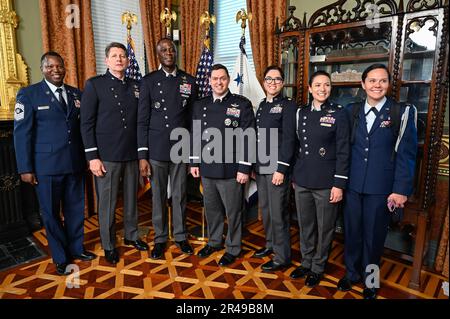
[369,98,392,135]
[40,80,66,115]
[65,86,77,118]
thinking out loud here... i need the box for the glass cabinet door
[280,36,299,99]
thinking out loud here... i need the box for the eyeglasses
[264,77,283,84]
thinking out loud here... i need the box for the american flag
[125,36,142,81]
[195,46,214,98]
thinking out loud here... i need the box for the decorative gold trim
[438,134,449,176]
[0,0,29,121]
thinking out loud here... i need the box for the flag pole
[193,11,216,242]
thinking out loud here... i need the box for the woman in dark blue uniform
[285,71,350,286]
[253,66,297,272]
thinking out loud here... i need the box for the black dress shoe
[197,245,221,258]
[150,242,166,259]
[337,277,360,291]
[176,240,193,255]
[363,287,377,299]
[261,260,289,272]
[218,253,237,266]
[104,249,119,264]
[253,247,273,258]
[305,272,322,287]
[73,250,97,261]
[55,263,70,276]
[290,266,311,279]
[124,238,149,251]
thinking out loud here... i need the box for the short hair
[210,64,229,78]
[156,37,176,52]
[308,70,331,86]
[361,63,391,83]
[263,65,284,80]
[40,51,64,68]
[105,42,127,57]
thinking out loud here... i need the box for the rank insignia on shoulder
[226,107,240,118]
[14,102,25,121]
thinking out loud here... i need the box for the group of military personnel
[13,37,418,300]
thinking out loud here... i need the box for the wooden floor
[0,199,447,299]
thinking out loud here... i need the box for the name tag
[226,107,240,118]
[38,105,50,110]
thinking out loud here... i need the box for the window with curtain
[213,0,255,73]
[91,0,146,75]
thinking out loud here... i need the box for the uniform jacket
[346,97,417,195]
[255,94,298,175]
[283,100,350,189]
[80,70,140,162]
[137,68,198,162]
[14,80,85,175]
[190,91,255,179]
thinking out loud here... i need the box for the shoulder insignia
[14,102,25,121]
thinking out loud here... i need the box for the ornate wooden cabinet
[275,0,449,288]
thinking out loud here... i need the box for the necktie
[214,99,221,104]
[365,107,378,117]
[56,87,67,114]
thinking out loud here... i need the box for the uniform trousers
[294,185,338,274]
[35,173,85,264]
[202,177,244,256]
[343,189,391,282]
[96,160,138,250]
[150,160,187,243]
[256,173,291,264]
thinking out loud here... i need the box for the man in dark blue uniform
[190,64,255,267]
[137,38,198,259]
[14,52,96,275]
[81,42,148,265]
[336,64,417,299]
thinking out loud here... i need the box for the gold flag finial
[160,7,177,38]
[121,11,138,38]
[200,11,216,50]
[235,8,252,35]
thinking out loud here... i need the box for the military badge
[319,147,326,157]
[231,103,240,108]
[14,102,25,121]
[226,107,240,118]
[269,106,283,114]
[182,99,188,107]
[180,84,192,95]
[134,90,139,98]
[320,116,335,125]
[380,120,391,128]
[224,118,232,126]
[232,120,239,128]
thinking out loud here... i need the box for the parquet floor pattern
[0,200,447,299]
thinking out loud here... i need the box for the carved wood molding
[0,0,29,121]
[405,15,439,39]
[406,0,443,12]
[308,0,398,28]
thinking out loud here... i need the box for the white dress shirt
[364,96,386,132]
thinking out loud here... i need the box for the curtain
[435,207,449,278]
[179,0,209,75]
[140,0,171,72]
[39,0,96,89]
[247,0,286,83]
